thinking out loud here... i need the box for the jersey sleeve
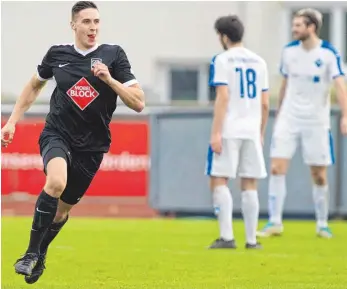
[262,62,269,92]
[37,47,54,81]
[112,47,138,87]
[279,49,288,78]
[209,55,228,87]
[328,48,345,79]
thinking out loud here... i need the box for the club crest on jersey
[66,77,99,110]
[91,58,102,69]
[315,59,323,67]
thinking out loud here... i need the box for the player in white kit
[206,15,270,249]
[258,9,347,238]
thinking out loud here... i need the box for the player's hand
[1,122,15,148]
[210,133,222,154]
[261,135,264,146]
[92,63,112,84]
[341,116,347,135]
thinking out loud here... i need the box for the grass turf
[1,217,346,289]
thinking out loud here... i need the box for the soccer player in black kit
[1,1,145,284]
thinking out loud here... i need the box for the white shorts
[205,138,267,179]
[270,117,335,166]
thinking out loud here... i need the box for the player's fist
[92,63,112,84]
[210,133,222,154]
[1,122,15,148]
[340,116,347,135]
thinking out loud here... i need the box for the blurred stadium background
[1,2,347,288]
[2,0,347,219]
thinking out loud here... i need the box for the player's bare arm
[92,62,145,113]
[261,89,270,144]
[210,85,228,154]
[1,74,46,147]
[276,77,287,117]
[334,76,347,135]
[106,79,145,113]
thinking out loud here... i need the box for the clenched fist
[1,122,15,148]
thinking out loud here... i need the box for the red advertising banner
[1,119,149,197]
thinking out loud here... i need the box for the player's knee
[316,176,326,186]
[44,176,67,198]
[241,178,257,191]
[271,162,286,175]
[312,171,327,186]
[209,176,228,191]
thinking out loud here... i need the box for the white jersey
[279,40,345,127]
[209,47,269,140]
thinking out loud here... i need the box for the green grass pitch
[1,217,347,289]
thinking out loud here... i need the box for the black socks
[26,191,59,254]
[40,215,69,255]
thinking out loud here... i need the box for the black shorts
[39,132,104,205]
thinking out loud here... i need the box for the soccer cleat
[24,254,46,284]
[14,253,39,276]
[208,238,237,249]
[245,242,262,249]
[256,222,283,237]
[317,227,333,239]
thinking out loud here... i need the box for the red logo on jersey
[66,77,99,110]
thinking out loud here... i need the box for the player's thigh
[270,158,290,175]
[40,135,71,197]
[60,152,104,205]
[205,139,241,187]
[238,139,267,180]
[270,117,299,163]
[301,127,335,167]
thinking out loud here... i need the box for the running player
[258,8,347,238]
[206,15,270,249]
[1,1,145,283]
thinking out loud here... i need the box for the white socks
[268,175,329,228]
[213,185,234,241]
[241,190,259,245]
[212,186,260,244]
[313,185,329,228]
[268,175,286,225]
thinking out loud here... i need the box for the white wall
[1,1,290,102]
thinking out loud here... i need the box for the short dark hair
[214,15,244,43]
[71,1,98,19]
[294,8,323,33]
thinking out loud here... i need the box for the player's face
[72,8,100,49]
[292,17,311,41]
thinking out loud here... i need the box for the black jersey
[37,43,138,153]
